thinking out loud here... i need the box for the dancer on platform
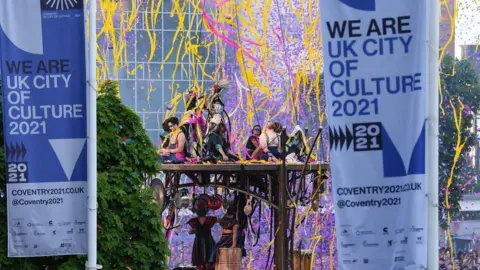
[245,125,261,159]
[181,88,207,157]
[188,199,217,270]
[205,79,229,125]
[158,117,186,163]
[159,118,171,147]
[208,206,245,264]
[205,123,238,162]
[251,122,283,162]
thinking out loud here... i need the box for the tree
[0,81,170,269]
[439,55,480,228]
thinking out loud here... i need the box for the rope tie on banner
[85,196,99,211]
[426,117,440,138]
[426,193,439,208]
[87,81,98,92]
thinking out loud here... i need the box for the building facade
[461,45,480,74]
[99,2,217,143]
[99,0,459,144]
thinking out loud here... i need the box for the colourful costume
[245,135,259,159]
[158,131,186,163]
[208,215,245,263]
[187,216,217,269]
[259,132,282,160]
[205,79,231,141]
[205,132,238,162]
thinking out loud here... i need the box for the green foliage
[0,81,169,269]
[439,55,480,228]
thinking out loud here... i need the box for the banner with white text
[319,1,427,269]
[0,0,87,257]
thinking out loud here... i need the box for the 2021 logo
[329,122,426,178]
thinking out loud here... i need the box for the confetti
[92,0,480,268]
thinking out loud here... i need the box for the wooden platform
[156,162,328,207]
[159,162,329,172]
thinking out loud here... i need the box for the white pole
[86,0,99,268]
[427,0,440,268]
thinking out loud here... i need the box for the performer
[251,122,283,161]
[286,125,311,162]
[159,119,171,147]
[188,199,217,270]
[208,206,245,264]
[158,117,186,163]
[201,79,230,156]
[205,79,231,138]
[181,88,207,157]
[205,123,238,162]
[245,125,261,159]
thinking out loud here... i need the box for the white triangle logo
[49,138,86,181]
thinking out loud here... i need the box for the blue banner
[319,0,428,269]
[0,0,87,257]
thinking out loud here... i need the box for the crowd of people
[157,80,312,164]
[158,117,292,163]
[440,248,480,270]
[160,81,314,269]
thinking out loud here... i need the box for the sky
[456,0,480,57]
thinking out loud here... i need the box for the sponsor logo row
[340,226,424,236]
[12,220,86,228]
[340,236,424,249]
[13,242,74,249]
[343,256,405,265]
[12,227,86,237]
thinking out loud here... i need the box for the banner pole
[427,0,440,268]
[86,0,99,269]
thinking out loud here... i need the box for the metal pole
[86,0,100,268]
[427,0,440,268]
[276,163,288,270]
[275,129,289,270]
[475,115,479,170]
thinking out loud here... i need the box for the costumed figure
[204,79,231,150]
[205,123,239,162]
[159,119,171,147]
[205,79,230,125]
[208,206,246,264]
[286,125,313,162]
[187,198,217,270]
[245,125,261,159]
[180,88,207,157]
[251,122,283,161]
[157,117,186,163]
